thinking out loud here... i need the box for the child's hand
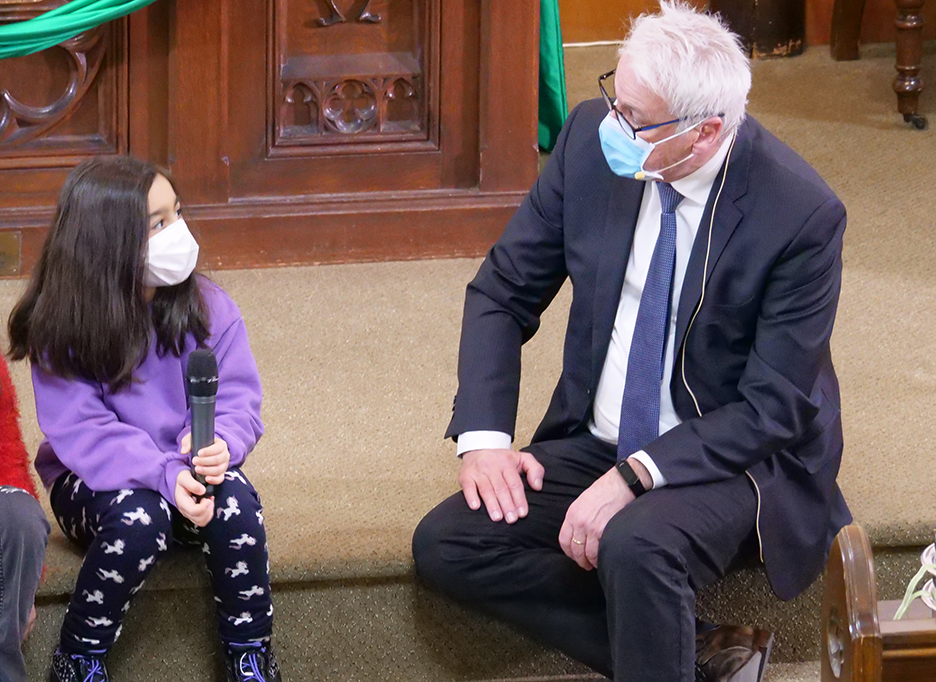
[175,470,215,527]
[181,434,231,486]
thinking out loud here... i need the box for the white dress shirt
[457,136,734,490]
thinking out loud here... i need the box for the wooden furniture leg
[830,0,869,61]
[894,0,928,129]
[822,525,936,681]
[821,525,882,682]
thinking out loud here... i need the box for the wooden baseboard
[0,189,527,276]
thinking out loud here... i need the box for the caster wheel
[903,113,928,130]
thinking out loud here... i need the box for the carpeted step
[765,663,820,681]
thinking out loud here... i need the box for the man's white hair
[618,1,751,136]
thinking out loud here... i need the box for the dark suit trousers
[0,487,50,682]
[412,432,759,682]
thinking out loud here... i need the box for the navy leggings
[50,468,272,655]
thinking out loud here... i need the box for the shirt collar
[665,133,735,207]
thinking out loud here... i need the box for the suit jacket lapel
[591,177,644,388]
[672,123,753,359]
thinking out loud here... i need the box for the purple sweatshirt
[32,279,264,507]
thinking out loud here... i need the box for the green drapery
[538,0,568,152]
[0,0,158,59]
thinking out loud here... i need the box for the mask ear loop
[635,119,705,181]
[635,153,695,181]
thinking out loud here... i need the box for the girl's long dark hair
[7,156,209,390]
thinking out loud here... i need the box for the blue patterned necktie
[617,182,684,461]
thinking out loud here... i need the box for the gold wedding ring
[571,537,585,545]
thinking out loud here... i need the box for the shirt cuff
[456,431,512,457]
[629,451,668,489]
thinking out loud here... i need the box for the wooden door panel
[0,0,538,274]
[275,0,434,150]
[217,0,482,200]
[0,8,127,193]
[0,15,126,161]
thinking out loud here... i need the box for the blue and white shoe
[224,640,282,682]
[49,649,109,682]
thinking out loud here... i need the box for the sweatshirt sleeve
[209,314,264,467]
[32,365,186,504]
[176,282,265,467]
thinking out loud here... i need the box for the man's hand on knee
[458,449,545,524]
[559,468,635,571]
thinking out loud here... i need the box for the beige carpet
[7,43,936,682]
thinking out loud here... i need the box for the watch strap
[615,458,648,497]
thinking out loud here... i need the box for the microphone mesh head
[186,349,218,397]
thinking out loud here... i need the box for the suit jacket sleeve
[645,195,846,485]
[444,105,586,440]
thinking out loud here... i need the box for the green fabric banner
[538,0,568,152]
[0,0,159,60]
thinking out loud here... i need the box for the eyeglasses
[598,69,682,140]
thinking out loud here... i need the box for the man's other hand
[559,467,635,570]
[459,449,545,524]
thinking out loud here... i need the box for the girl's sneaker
[224,641,282,682]
[49,649,109,682]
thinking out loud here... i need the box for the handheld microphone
[186,349,218,498]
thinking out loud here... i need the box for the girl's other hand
[181,434,231,486]
[175,470,214,527]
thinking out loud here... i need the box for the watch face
[617,460,638,485]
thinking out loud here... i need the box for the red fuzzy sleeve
[0,356,39,499]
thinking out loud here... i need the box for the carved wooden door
[0,0,539,273]
[0,1,131,273]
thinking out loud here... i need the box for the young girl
[8,157,281,682]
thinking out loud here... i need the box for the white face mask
[145,218,199,287]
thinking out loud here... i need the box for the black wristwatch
[615,459,648,498]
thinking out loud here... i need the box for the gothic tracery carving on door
[317,0,381,26]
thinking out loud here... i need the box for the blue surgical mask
[598,112,701,181]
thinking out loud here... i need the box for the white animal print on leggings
[82,590,104,605]
[96,568,125,584]
[85,616,113,628]
[217,496,241,521]
[224,470,247,485]
[229,533,257,550]
[121,507,151,526]
[102,539,125,555]
[110,489,133,506]
[225,561,249,578]
[238,585,264,600]
[229,612,253,626]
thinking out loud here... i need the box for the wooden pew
[821,524,936,681]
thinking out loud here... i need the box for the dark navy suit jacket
[445,99,852,600]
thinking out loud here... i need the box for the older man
[412,3,851,681]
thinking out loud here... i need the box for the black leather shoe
[695,624,773,682]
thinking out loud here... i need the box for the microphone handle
[190,395,216,498]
